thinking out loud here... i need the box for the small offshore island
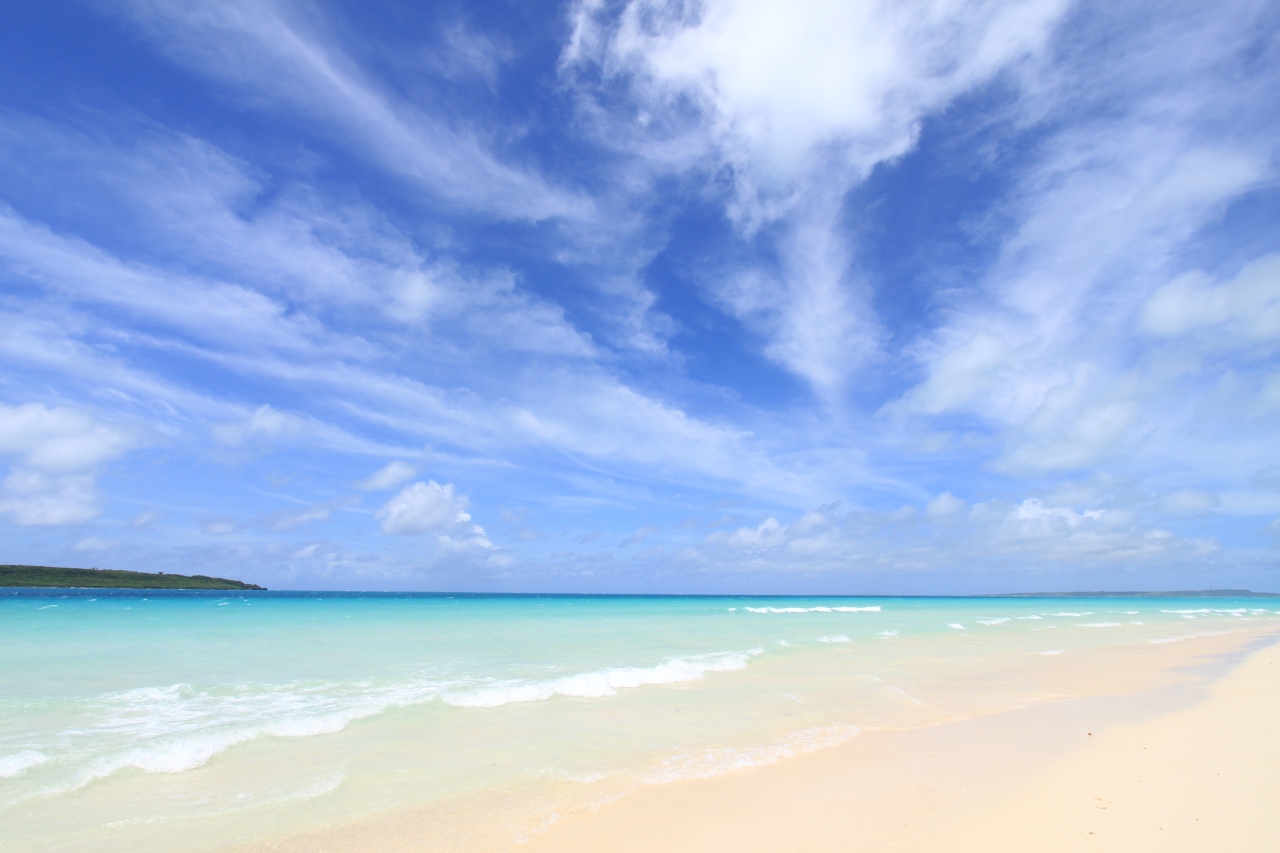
[0,564,265,590]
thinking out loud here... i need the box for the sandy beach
[522,631,1280,853]
[14,595,1276,853]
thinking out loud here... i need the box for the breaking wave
[443,649,764,708]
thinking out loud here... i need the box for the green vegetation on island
[0,565,265,590]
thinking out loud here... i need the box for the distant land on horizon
[0,565,266,590]
[2,569,1274,596]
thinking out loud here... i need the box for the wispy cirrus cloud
[564,0,1070,398]
[109,0,586,221]
[0,0,1276,591]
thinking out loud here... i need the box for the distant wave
[1161,608,1257,615]
[742,606,880,614]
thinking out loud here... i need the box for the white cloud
[355,460,418,491]
[212,404,303,447]
[376,480,490,547]
[926,492,967,518]
[566,0,1069,397]
[265,503,334,531]
[1142,254,1280,343]
[888,49,1275,477]
[0,404,135,526]
[0,403,134,473]
[619,524,661,547]
[113,0,583,221]
[73,536,118,552]
[706,516,785,550]
[0,472,101,526]
[574,0,1066,198]
[1159,489,1217,515]
[696,494,1216,573]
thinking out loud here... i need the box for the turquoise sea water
[2,590,1276,852]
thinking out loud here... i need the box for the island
[0,565,266,590]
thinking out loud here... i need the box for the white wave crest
[976,617,1010,625]
[816,635,851,643]
[442,649,764,709]
[1081,622,1123,627]
[1161,608,1247,614]
[57,677,447,787]
[0,750,48,778]
[743,606,880,614]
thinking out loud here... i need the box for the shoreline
[233,626,1280,853]
[518,629,1280,852]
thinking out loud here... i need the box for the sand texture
[521,635,1280,852]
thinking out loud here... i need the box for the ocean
[1,589,1275,852]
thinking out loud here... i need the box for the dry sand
[520,633,1280,853]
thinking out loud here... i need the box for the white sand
[521,633,1280,853]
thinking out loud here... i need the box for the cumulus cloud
[926,492,967,518]
[699,494,1216,572]
[706,516,785,550]
[571,0,1066,198]
[0,404,135,526]
[376,480,490,546]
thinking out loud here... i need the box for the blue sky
[1,0,1278,592]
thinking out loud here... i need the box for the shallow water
[1,590,1275,852]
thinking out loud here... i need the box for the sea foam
[442,649,764,708]
[0,750,47,778]
[645,724,860,784]
[49,676,449,789]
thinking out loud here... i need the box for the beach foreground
[4,592,1278,852]
[523,634,1280,853]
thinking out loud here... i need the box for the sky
[0,0,1278,593]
